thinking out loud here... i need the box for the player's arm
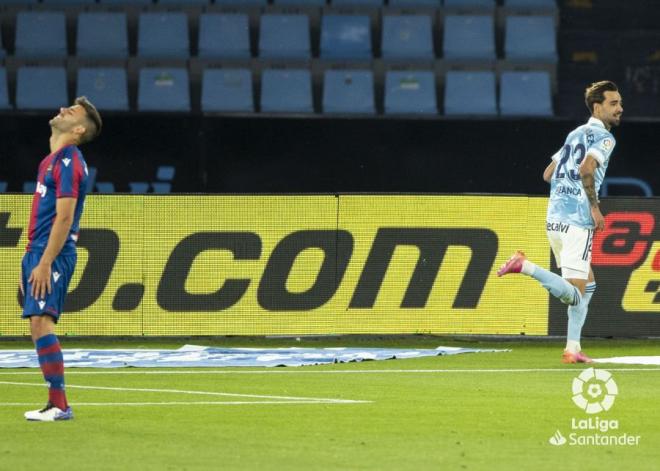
[579,154,604,232]
[29,197,76,299]
[543,161,556,183]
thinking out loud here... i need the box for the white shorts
[546,222,594,280]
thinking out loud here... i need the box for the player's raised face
[49,104,88,136]
[595,91,623,128]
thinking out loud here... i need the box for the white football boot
[24,402,73,421]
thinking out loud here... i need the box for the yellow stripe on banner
[0,195,550,336]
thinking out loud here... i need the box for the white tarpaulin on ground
[594,356,660,366]
[0,345,508,368]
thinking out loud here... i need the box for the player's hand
[19,267,24,297]
[591,206,605,232]
[28,262,52,300]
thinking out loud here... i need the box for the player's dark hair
[74,96,102,145]
[584,81,619,114]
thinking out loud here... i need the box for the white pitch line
[0,401,348,406]
[0,381,369,404]
[2,367,660,376]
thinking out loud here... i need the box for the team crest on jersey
[46,165,52,172]
[601,138,613,151]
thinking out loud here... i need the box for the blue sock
[567,282,596,342]
[528,265,582,306]
[36,334,68,410]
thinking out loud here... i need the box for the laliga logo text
[549,368,641,447]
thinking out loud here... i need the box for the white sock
[521,260,536,276]
[565,340,580,353]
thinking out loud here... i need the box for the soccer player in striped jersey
[497,81,623,364]
[21,97,102,421]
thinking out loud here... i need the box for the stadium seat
[23,182,36,194]
[444,70,497,115]
[77,13,128,59]
[201,69,254,112]
[504,0,557,12]
[381,16,434,60]
[0,68,10,110]
[100,0,151,4]
[259,15,310,60]
[332,0,382,5]
[443,15,495,61]
[138,68,191,112]
[323,69,375,114]
[156,165,176,181]
[151,182,172,193]
[43,0,95,4]
[95,182,115,193]
[15,12,67,59]
[159,0,209,5]
[260,69,313,113]
[16,67,68,110]
[0,181,7,193]
[444,0,495,10]
[388,0,440,6]
[384,70,437,115]
[77,68,129,112]
[321,15,372,60]
[505,16,557,62]
[129,182,149,193]
[499,71,553,116]
[138,13,189,59]
[198,14,250,59]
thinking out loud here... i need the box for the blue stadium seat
[382,15,434,60]
[15,12,67,58]
[274,0,325,5]
[156,165,176,181]
[23,182,37,194]
[77,68,129,112]
[505,16,557,62]
[260,69,313,113]
[384,70,437,115]
[444,0,495,10]
[151,182,172,194]
[0,68,10,110]
[1,0,38,4]
[129,182,149,194]
[321,15,372,60]
[444,70,497,115]
[201,69,254,112]
[77,13,128,59]
[199,14,250,59]
[504,0,557,12]
[323,69,374,114]
[95,182,115,193]
[0,181,7,193]
[443,15,495,61]
[388,0,440,6]
[259,15,310,60]
[499,71,552,116]
[138,13,189,59]
[332,0,382,5]
[16,67,68,110]
[138,68,191,112]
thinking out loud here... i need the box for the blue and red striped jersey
[26,145,89,255]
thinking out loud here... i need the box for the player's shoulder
[55,145,85,163]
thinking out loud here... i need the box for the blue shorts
[21,251,77,324]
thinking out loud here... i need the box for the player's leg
[22,253,75,421]
[497,237,583,306]
[564,267,596,363]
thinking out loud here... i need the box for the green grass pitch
[1,337,659,470]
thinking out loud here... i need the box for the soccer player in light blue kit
[497,81,623,363]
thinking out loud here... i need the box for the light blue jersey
[547,117,616,229]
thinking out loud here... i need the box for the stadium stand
[320,15,372,60]
[138,12,189,59]
[16,67,68,110]
[322,69,375,114]
[259,14,311,60]
[201,68,254,112]
[444,70,497,115]
[384,70,437,115]
[443,15,496,61]
[15,12,67,59]
[381,15,434,60]
[0,68,10,109]
[198,13,250,59]
[77,12,128,59]
[499,71,553,116]
[138,68,191,112]
[77,68,129,111]
[0,181,7,193]
[504,15,557,63]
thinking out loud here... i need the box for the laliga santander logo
[572,368,618,414]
